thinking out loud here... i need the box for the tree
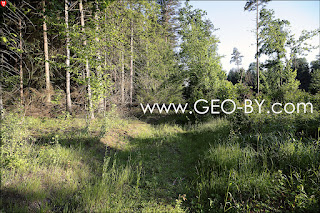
[179,2,225,102]
[294,58,311,91]
[157,0,180,46]
[129,11,134,105]
[245,62,257,89]
[310,56,320,73]
[65,0,72,113]
[0,82,3,119]
[230,47,244,83]
[121,47,124,105]
[227,68,241,85]
[244,0,271,94]
[79,0,94,119]
[258,8,290,91]
[1,53,4,119]
[287,30,319,71]
[309,69,320,94]
[43,0,51,104]
[310,56,320,94]
[1,1,31,107]
[134,1,182,104]
[257,8,318,98]
[18,12,24,106]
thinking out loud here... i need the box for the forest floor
[1,111,320,212]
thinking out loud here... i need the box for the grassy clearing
[1,111,319,212]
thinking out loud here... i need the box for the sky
[189,1,320,73]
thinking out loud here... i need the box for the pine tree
[244,0,271,94]
[230,48,244,83]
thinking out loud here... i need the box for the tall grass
[192,112,320,212]
[1,111,319,212]
[1,113,187,212]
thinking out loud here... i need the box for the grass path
[1,114,228,212]
[93,117,230,212]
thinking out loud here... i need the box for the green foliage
[135,2,183,104]
[227,68,241,85]
[255,8,318,99]
[310,92,320,111]
[258,9,291,94]
[309,69,320,94]
[258,9,290,59]
[51,89,64,105]
[288,29,319,63]
[293,58,311,91]
[179,2,225,103]
[244,0,271,12]
[235,83,252,101]
[217,81,238,100]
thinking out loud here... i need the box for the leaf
[2,36,8,43]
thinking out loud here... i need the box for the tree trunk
[113,59,117,96]
[256,0,260,95]
[0,54,3,119]
[43,0,51,103]
[0,83,3,120]
[86,58,93,118]
[239,65,243,84]
[95,1,104,112]
[19,18,23,106]
[130,19,133,105]
[79,0,94,119]
[121,50,125,105]
[278,54,282,87]
[65,0,72,113]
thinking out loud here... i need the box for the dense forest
[1,0,320,212]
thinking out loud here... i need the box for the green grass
[1,111,319,212]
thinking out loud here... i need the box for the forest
[1,0,320,212]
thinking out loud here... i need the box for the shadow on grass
[1,186,77,212]
[1,125,107,212]
[101,120,231,210]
